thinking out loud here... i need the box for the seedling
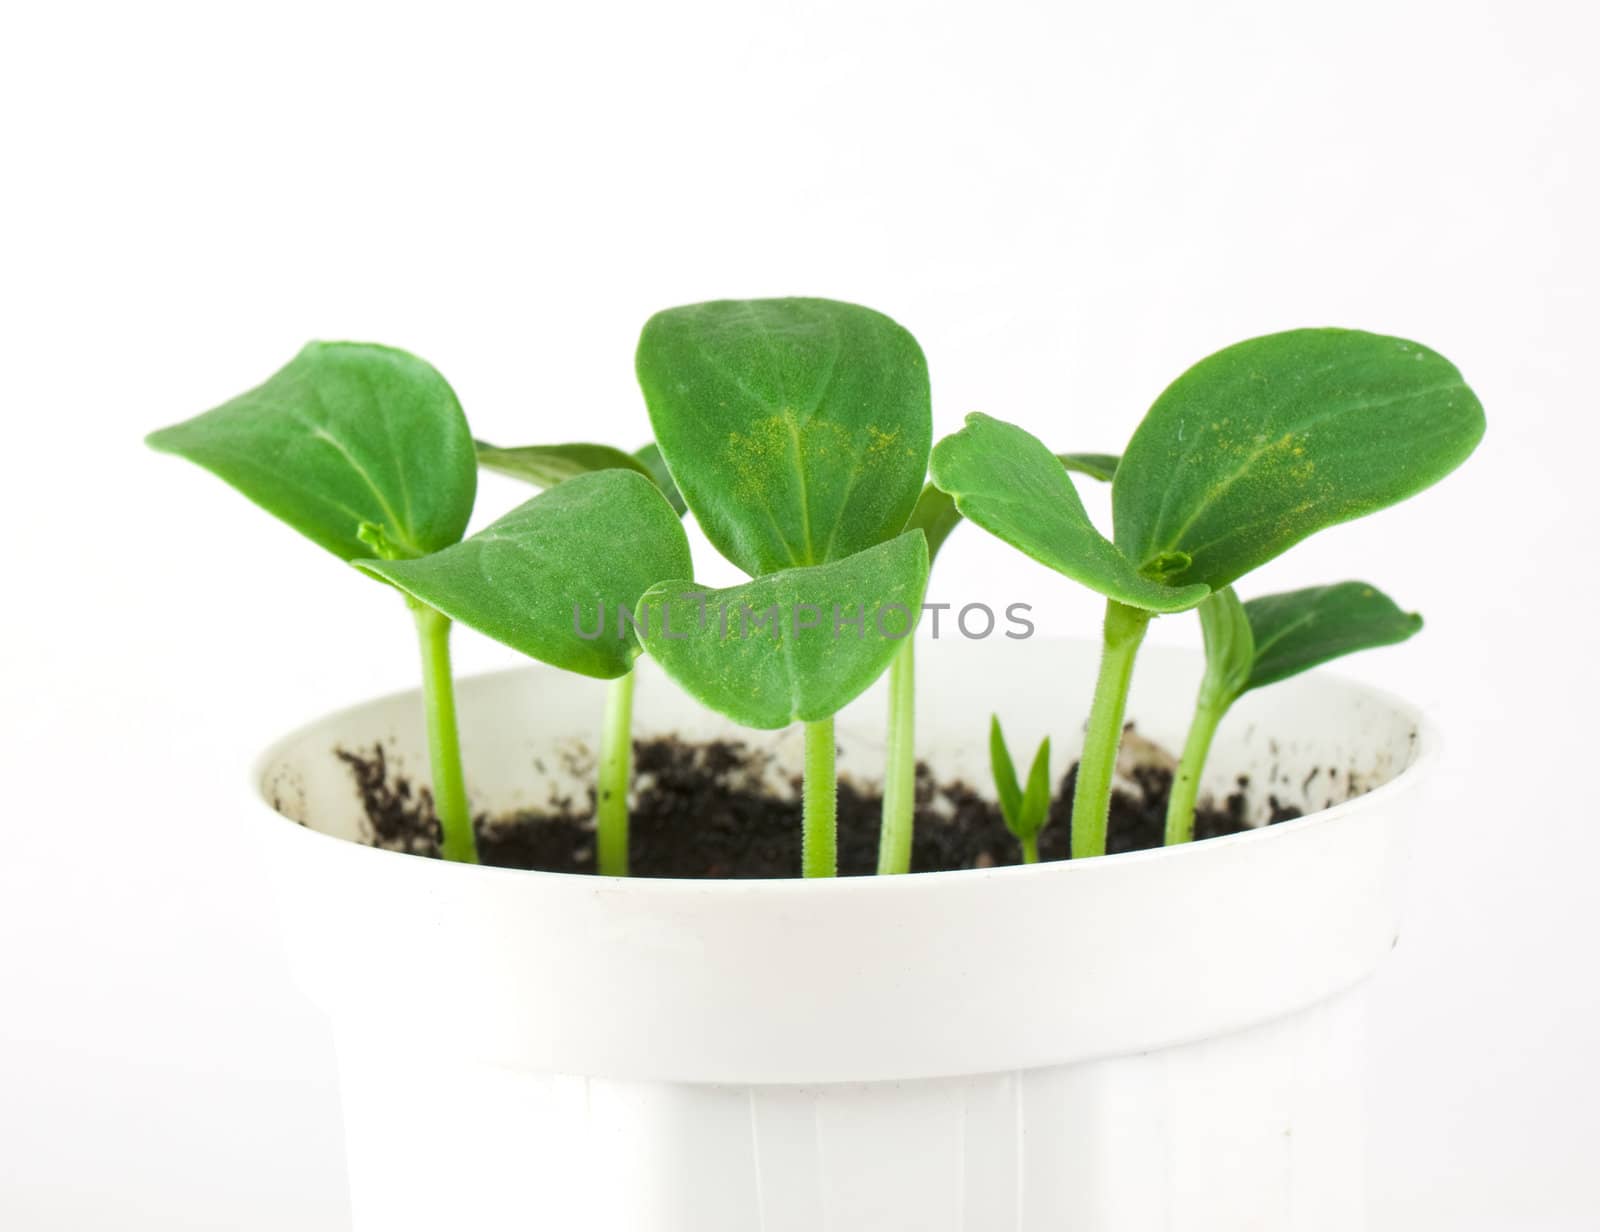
[147,342,482,862]
[633,297,932,877]
[1164,581,1423,844]
[989,716,1053,863]
[354,469,692,876]
[476,439,688,515]
[875,452,1119,875]
[420,436,689,873]
[933,329,1484,858]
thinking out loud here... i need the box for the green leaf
[1020,736,1052,836]
[1113,329,1486,590]
[147,342,476,561]
[1058,452,1120,481]
[1197,586,1255,707]
[908,453,1117,568]
[1243,581,1423,693]
[636,298,932,576]
[476,438,687,517]
[930,413,1207,613]
[475,440,652,488]
[632,442,688,516]
[635,531,930,729]
[989,715,1023,828]
[356,469,692,680]
[907,484,963,563]
[992,716,1052,841]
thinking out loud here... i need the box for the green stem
[411,603,476,864]
[1165,695,1225,846]
[803,717,838,878]
[1070,598,1152,859]
[596,670,636,876]
[1166,588,1250,846]
[876,639,917,875]
[1020,833,1040,865]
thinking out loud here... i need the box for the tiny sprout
[990,716,1053,864]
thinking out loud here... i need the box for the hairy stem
[876,639,917,875]
[1165,695,1225,846]
[596,670,636,876]
[803,717,838,878]
[1165,587,1250,846]
[411,603,476,864]
[1070,599,1152,859]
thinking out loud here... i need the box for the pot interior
[260,638,1423,854]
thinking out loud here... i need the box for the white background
[2,1,1596,1227]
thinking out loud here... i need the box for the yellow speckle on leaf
[724,410,854,503]
[725,414,790,498]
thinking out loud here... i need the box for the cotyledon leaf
[356,469,692,680]
[475,438,687,516]
[930,413,1206,613]
[146,341,477,561]
[906,484,964,563]
[1196,586,1255,706]
[475,440,652,487]
[636,298,931,576]
[1058,452,1120,482]
[907,452,1116,565]
[635,531,930,729]
[1113,329,1485,590]
[632,442,688,515]
[989,715,1024,827]
[1243,581,1423,693]
[1019,736,1052,836]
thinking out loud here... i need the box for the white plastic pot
[254,639,1429,1232]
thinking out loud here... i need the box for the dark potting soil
[334,729,1303,878]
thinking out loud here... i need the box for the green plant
[933,329,1484,858]
[989,716,1053,863]
[353,469,691,876]
[146,342,482,862]
[632,297,932,877]
[875,452,1118,875]
[464,440,692,873]
[1164,581,1423,844]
